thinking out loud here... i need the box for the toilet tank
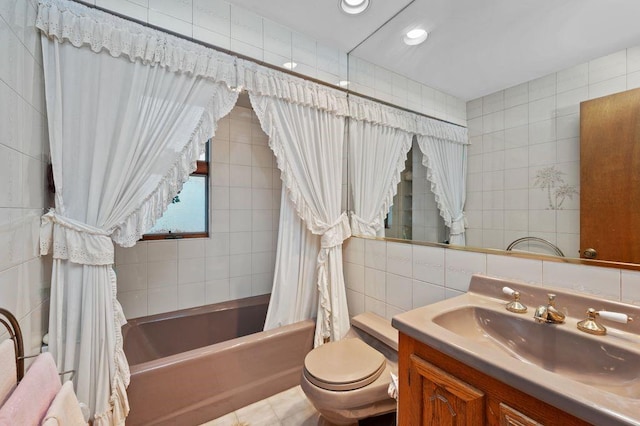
[350,313,398,352]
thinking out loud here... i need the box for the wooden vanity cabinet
[398,333,591,426]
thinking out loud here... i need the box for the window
[143,142,209,240]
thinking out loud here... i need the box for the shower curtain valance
[348,94,469,143]
[36,0,238,87]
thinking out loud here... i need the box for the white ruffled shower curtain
[242,64,351,346]
[36,0,239,423]
[348,97,413,237]
[416,132,469,245]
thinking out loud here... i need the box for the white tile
[211,210,230,233]
[252,273,272,295]
[628,71,640,90]
[193,26,230,51]
[178,257,205,285]
[556,86,588,117]
[556,209,579,234]
[504,147,528,170]
[504,125,529,149]
[230,39,263,62]
[252,230,273,253]
[230,5,262,48]
[542,261,621,301]
[364,239,386,271]
[466,98,483,119]
[556,113,579,139]
[116,263,147,292]
[149,0,192,23]
[482,111,504,133]
[557,63,588,93]
[504,209,528,230]
[252,209,273,231]
[230,275,252,299]
[365,296,386,319]
[589,76,627,99]
[205,255,229,280]
[178,239,205,259]
[193,0,230,35]
[118,289,148,319]
[412,280,445,308]
[482,91,504,114]
[205,278,230,304]
[528,119,556,145]
[504,104,528,129]
[529,74,556,101]
[486,254,543,284]
[528,95,556,123]
[343,237,365,265]
[445,250,486,292]
[385,242,412,278]
[346,288,365,317]
[229,253,252,277]
[147,240,178,262]
[385,273,412,311]
[364,267,385,301]
[504,82,529,108]
[96,0,148,21]
[251,252,272,274]
[0,144,22,208]
[148,9,192,37]
[211,162,230,186]
[589,50,626,84]
[528,141,556,166]
[344,262,364,293]
[148,286,178,315]
[115,242,148,265]
[230,187,252,210]
[292,32,316,69]
[263,19,292,57]
[147,260,177,288]
[178,282,205,309]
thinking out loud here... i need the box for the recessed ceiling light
[339,0,370,15]
[283,62,297,70]
[403,28,428,46]
[338,80,350,88]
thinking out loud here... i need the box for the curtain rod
[70,0,466,129]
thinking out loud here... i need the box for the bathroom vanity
[392,274,640,426]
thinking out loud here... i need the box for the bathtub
[122,294,316,425]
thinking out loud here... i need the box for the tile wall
[465,45,640,257]
[343,237,640,320]
[115,103,281,318]
[410,142,445,243]
[85,0,467,126]
[0,0,51,356]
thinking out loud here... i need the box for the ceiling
[225,0,640,101]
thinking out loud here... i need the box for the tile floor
[200,386,397,426]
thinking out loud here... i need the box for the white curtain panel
[266,188,320,328]
[416,135,469,245]
[348,118,413,237]
[248,77,350,346]
[36,0,239,424]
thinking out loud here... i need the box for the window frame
[142,143,210,241]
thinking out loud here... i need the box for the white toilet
[300,312,398,425]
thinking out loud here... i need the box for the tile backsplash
[115,103,280,318]
[0,0,51,359]
[343,237,640,321]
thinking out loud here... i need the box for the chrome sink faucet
[533,294,566,324]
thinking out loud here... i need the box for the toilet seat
[303,338,386,391]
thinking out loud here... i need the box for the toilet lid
[303,338,386,391]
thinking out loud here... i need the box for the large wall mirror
[343,1,640,268]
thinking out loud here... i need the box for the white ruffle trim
[40,210,114,265]
[239,59,349,116]
[111,87,239,247]
[348,94,469,144]
[420,146,468,234]
[93,268,130,426]
[36,0,237,86]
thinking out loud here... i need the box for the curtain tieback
[320,213,352,249]
[40,210,114,265]
[349,212,382,237]
[449,212,468,235]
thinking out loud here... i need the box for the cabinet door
[409,354,485,425]
[499,403,544,426]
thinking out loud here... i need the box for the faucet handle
[577,308,633,336]
[547,293,557,305]
[502,287,527,314]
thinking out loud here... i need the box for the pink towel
[0,352,61,426]
[0,340,16,406]
[42,381,87,426]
